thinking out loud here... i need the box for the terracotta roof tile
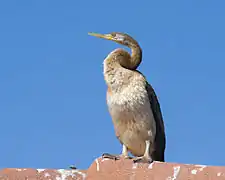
[1,157,225,179]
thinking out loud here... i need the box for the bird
[88,32,166,163]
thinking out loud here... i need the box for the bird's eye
[115,34,124,41]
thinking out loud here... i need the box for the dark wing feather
[146,82,166,162]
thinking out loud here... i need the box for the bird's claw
[133,156,153,164]
[102,153,132,160]
[102,153,120,160]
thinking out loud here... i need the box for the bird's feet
[102,153,132,160]
[133,155,153,164]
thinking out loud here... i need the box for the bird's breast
[107,85,148,113]
[106,83,156,134]
[106,83,156,156]
[106,79,157,156]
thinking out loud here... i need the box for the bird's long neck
[129,43,142,70]
[103,38,142,91]
[103,49,131,92]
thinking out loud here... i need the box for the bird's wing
[146,82,166,162]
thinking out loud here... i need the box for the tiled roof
[1,157,225,179]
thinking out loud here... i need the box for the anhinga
[88,32,166,163]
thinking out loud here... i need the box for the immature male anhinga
[88,32,166,163]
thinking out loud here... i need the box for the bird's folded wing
[146,82,166,161]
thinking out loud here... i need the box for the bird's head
[88,32,137,47]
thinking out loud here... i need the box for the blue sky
[0,0,225,169]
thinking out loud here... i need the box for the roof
[1,157,225,179]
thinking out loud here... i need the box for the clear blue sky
[0,0,225,170]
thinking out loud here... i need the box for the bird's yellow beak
[88,32,114,41]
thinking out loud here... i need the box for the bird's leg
[102,144,132,160]
[121,143,132,159]
[133,140,153,164]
